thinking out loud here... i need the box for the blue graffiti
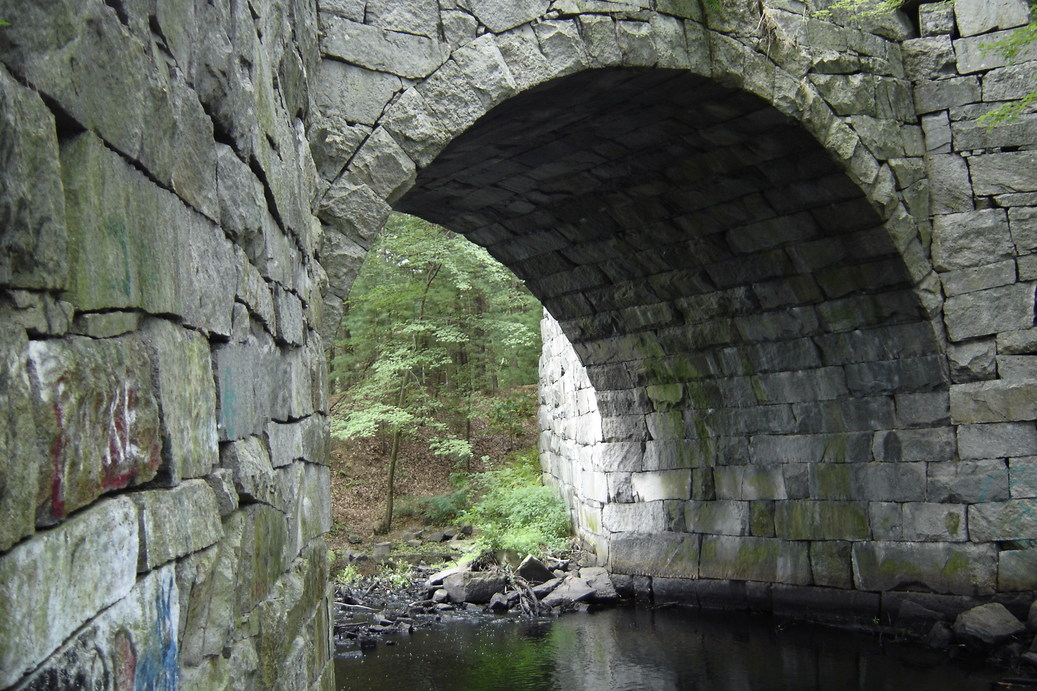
[134,571,180,690]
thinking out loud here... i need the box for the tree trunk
[377,377,408,535]
[377,427,402,534]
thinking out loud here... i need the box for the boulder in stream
[444,571,508,604]
[541,575,596,609]
[580,567,619,602]
[517,555,555,584]
[953,603,1026,646]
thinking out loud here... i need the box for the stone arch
[314,2,975,603]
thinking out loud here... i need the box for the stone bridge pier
[0,0,1036,688]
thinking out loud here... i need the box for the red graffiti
[49,399,65,521]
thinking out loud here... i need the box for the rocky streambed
[331,531,618,657]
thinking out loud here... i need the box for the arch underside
[397,66,951,593]
[399,66,945,449]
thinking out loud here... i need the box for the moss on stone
[945,511,962,538]
[815,464,852,499]
[751,501,775,537]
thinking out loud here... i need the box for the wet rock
[488,592,511,612]
[953,603,1026,646]
[1022,636,1037,667]
[517,555,554,584]
[444,571,508,605]
[532,578,562,599]
[1029,600,1037,631]
[541,575,596,609]
[923,621,954,650]
[580,567,619,602]
[427,564,466,587]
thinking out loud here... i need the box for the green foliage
[330,212,542,448]
[486,387,538,437]
[459,449,571,558]
[395,490,468,525]
[334,563,363,586]
[380,561,415,588]
[812,0,902,19]
[978,11,1037,127]
[330,212,542,532]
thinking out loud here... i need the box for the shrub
[459,449,571,558]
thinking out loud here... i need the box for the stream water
[334,604,1010,690]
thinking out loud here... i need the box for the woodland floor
[326,389,539,553]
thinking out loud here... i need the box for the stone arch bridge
[0,0,1035,687]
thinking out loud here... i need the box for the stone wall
[2,0,1036,687]
[538,0,1037,628]
[0,1,333,689]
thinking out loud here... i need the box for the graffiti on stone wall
[29,336,163,523]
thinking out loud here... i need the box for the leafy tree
[330,213,542,533]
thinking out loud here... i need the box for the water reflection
[335,605,1003,690]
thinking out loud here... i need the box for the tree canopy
[329,213,543,532]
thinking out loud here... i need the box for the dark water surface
[335,605,1008,690]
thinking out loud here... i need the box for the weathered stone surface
[541,574,596,608]
[130,480,224,572]
[313,59,401,128]
[852,541,996,595]
[15,565,180,691]
[699,535,811,586]
[28,335,163,523]
[348,127,417,204]
[0,497,138,688]
[969,499,1037,542]
[0,323,38,551]
[142,319,220,484]
[932,210,1012,272]
[267,415,329,467]
[517,555,555,583]
[902,36,956,81]
[468,0,551,32]
[943,283,1036,342]
[956,27,1037,74]
[444,571,508,604]
[61,133,235,335]
[602,500,671,533]
[810,541,854,589]
[610,532,699,578]
[999,548,1037,591]
[928,460,1010,503]
[951,381,1037,424]
[920,1,955,36]
[953,603,1025,645]
[366,0,440,37]
[954,0,1031,37]
[969,151,1037,196]
[272,285,305,346]
[319,13,448,79]
[685,500,750,536]
[774,501,869,540]
[205,468,241,517]
[0,1,218,218]
[579,566,619,601]
[0,65,66,290]
[213,332,282,441]
[958,422,1037,460]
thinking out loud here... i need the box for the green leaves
[812,0,903,19]
[458,451,571,558]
